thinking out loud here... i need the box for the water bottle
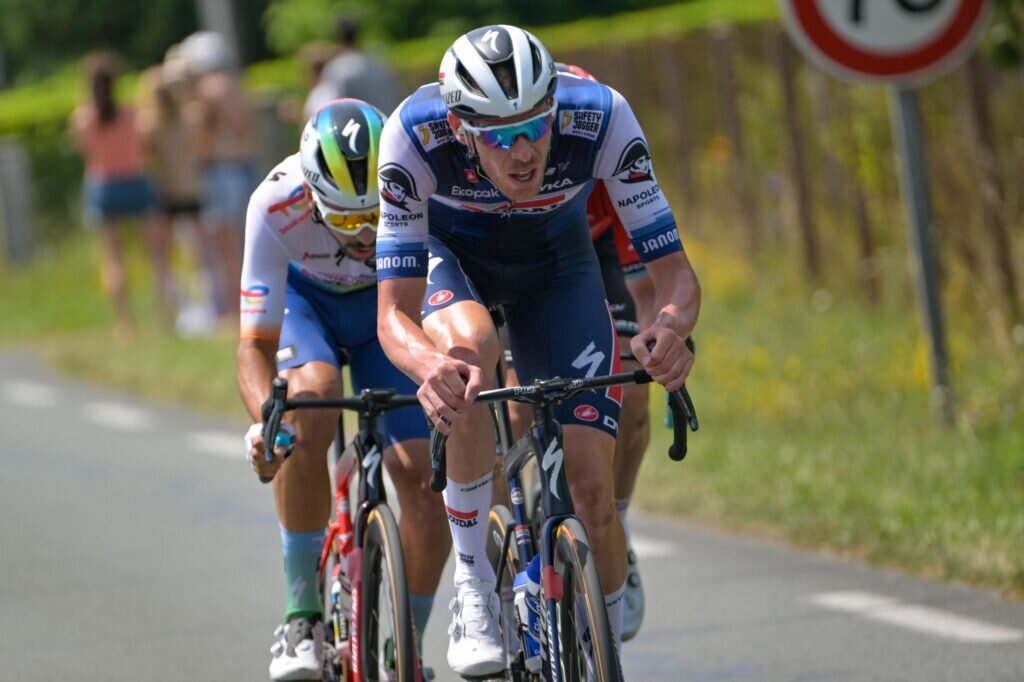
[513,555,542,673]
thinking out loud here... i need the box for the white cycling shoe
[268,616,324,681]
[447,578,505,677]
[621,548,645,642]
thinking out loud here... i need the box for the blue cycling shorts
[277,273,428,446]
[423,218,621,437]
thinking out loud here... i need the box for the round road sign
[780,0,991,84]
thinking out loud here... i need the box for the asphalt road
[1,352,1021,681]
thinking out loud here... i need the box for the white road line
[810,590,1024,644]
[3,381,58,408]
[631,535,679,559]
[82,402,155,432]
[189,431,241,460]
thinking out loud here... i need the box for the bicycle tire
[485,505,531,677]
[553,518,623,682]
[360,504,417,682]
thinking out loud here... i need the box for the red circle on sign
[574,405,599,422]
[785,0,988,82]
[428,290,454,306]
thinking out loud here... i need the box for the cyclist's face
[335,228,376,261]
[450,103,553,202]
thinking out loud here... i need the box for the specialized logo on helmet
[341,118,362,154]
[470,27,513,62]
[378,163,421,210]
[613,138,653,184]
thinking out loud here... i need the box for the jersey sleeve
[375,111,437,280]
[239,195,290,340]
[594,88,683,264]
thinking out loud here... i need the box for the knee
[423,309,501,374]
[569,474,617,537]
[619,385,650,443]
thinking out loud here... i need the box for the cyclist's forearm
[236,337,279,422]
[647,253,701,339]
[378,310,447,383]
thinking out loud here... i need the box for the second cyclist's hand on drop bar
[244,422,296,481]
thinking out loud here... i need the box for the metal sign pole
[888,87,955,423]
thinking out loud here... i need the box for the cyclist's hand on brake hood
[417,355,484,435]
[632,326,693,392]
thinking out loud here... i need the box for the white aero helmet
[299,99,386,231]
[439,25,556,122]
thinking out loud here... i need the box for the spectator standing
[180,30,256,325]
[137,51,218,335]
[320,15,401,113]
[69,51,176,339]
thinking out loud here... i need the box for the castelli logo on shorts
[429,290,454,306]
[574,405,599,422]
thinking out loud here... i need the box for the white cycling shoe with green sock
[268,615,324,681]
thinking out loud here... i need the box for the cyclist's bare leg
[384,438,451,596]
[423,300,505,672]
[421,300,500,484]
[563,424,627,602]
[273,361,341,531]
[612,355,650,507]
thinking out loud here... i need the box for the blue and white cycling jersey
[375,73,683,279]
[374,73,685,437]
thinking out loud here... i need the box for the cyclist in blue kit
[373,26,701,676]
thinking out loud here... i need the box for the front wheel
[553,518,623,682]
[485,505,528,677]
[360,504,417,682]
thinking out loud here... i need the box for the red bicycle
[263,378,428,682]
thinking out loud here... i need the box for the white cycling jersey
[240,154,377,340]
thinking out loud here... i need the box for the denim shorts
[82,175,156,228]
[202,161,256,226]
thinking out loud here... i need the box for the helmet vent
[345,157,368,197]
[530,44,543,84]
[315,147,337,190]
[491,58,518,100]
[456,62,485,97]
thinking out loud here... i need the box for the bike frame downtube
[541,514,564,682]
[350,414,386,682]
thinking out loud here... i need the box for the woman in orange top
[69,51,176,338]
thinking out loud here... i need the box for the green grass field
[2,227,1021,597]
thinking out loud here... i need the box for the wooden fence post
[653,38,700,232]
[711,24,759,253]
[963,53,1020,322]
[774,26,821,281]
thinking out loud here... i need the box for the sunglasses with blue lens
[460,103,557,150]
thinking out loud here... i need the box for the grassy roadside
[3,229,1022,596]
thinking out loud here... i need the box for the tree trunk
[653,38,700,233]
[774,27,821,281]
[711,24,759,254]
[963,53,1020,322]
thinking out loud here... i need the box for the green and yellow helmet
[299,99,385,233]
